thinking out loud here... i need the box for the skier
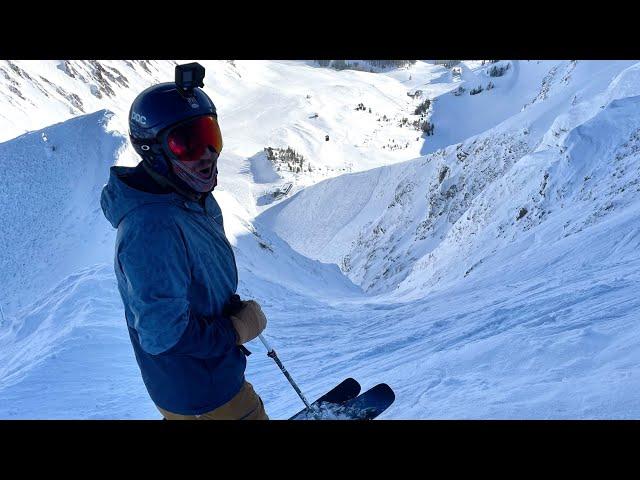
[101,64,269,420]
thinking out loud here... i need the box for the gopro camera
[175,62,205,93]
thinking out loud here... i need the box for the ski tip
[373,383,396,400]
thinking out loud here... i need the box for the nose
[197,146,215,162]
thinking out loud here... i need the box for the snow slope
[0,110,125,314]
[260,61,639,294]
[256,62,640,418]
[1,60,640,419]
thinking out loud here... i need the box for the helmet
[128,80,222,195]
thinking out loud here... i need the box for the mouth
[198,165,213,176]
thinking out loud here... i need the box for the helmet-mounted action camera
[175,62,206,94]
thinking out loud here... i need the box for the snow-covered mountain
[1,60,639,419]
[260,60,639,294]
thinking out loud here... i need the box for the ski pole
[258,334,312,410]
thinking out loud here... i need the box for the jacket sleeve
[117,216,238,358]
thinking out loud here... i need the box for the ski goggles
[162,115,223,163]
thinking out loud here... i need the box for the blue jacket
[100,165,246,415]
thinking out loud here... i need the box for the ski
[290,382,395,420]
[289,377,361,420]
[335,383,395,420]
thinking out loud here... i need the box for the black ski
[289,378,361,420]
[335,383,395,420]
[290,382,395,420]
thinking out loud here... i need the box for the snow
[0,110,125,314]
[292,401,368,420]
[1,60,640,419]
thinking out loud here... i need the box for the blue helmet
[128,82,218,178]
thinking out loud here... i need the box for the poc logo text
[131,112,147,125]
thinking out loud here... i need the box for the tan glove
[229,300,267,345]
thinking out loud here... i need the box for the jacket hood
[100,166,183,228]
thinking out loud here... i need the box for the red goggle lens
[166,115,223,162]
